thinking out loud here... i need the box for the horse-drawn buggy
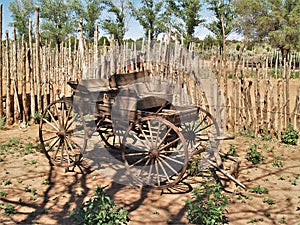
[39,67,245,190]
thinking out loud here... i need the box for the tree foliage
[37,0,75,46]
[102,0,128,44]
[129,0,169,40]
[8,0,35,40]
[233,0,300,58]
[205,0,235,52]
[166,0,204,45]
[75,0,104,40]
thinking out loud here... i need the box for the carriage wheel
[97,118,124,149]
[39,99,88,168]
[181,107,221,165]
[122,116,188,189]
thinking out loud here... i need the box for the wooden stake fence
[0,5,300,140]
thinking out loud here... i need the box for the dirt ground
[0,124,299,225]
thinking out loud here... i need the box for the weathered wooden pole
[78,18,85,80]
[35,6,42,113]
[0,4,3,119]
[12,26,20,122]
[5,31,12,125]
[21,35,28,123]
[29,18,35,121]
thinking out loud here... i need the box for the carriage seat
[68,78,111,93]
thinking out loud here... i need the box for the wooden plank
[109,70,150,88]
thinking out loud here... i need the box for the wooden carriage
[39,69,245,190]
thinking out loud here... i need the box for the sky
[1,0,241,41]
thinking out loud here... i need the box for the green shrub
[0,189,7,197]
[1,203,16,216]
[245,144,264,164]
[0,117,5,130]
[70,185,129,225]
[185,177,228,225]
[281,124,299,145]
[33,112,42,124]
[187,155,208,176]
[226,144,239,157]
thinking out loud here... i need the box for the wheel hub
[57,129,66,138]
[149,149,159,158]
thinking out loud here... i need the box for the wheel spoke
[125,152,148,157]
[127,132,149,150]
[43,134,59,143]
[155,121,161,147]
[147,159,154,184]
[158,157,179,175]
[157,158,171,183]
[46,137,60,152]
[43,118,59,131]
[198,123,213,132]
[128,154,149,168]
[61,101,65,128]
[53,140,63,160]
[157,127,172,149]
[154,160,160,186]
[54,103,62,128]
[158,137,180,151]
[64,104,73,130]
[136,157,151,178]
[47,109,60,129]
[42,129,57,134]
[147,120,154,144]
[65,113,79,131]
[138,126,151,147]
[159,154,184,165]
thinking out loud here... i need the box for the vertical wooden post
[35,6,42,113]
[285,57,291,126]
[0,4,3,118]
[27,19,36,121]
[5,31,12,125]
[78,18,85,80]
[94,24,98,78]
[254,68,260,134]
[21,35,28,123]
[29,18,35,121]
[42,46,48,108]
[12,26,20,122]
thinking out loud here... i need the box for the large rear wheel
[122,116,188,189]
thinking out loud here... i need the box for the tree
[166,0,204,45]
[70,0,104,40]
[205,0,235,54]
[129,0,169,40]
[102,0,128,44]
[38,0,75,46]
[233,0,300,61]
[9,0,35,40]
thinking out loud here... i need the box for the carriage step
[215,136,235,141]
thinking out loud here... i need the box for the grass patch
[245,144,265,164]
[249,185,269,194]
[263,197,276,205]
